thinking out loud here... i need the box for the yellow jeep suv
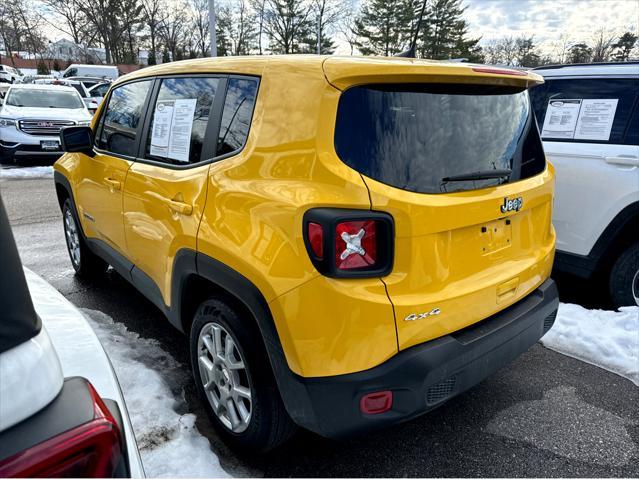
[54,56,559,451]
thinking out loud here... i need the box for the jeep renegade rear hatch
[334,83,545,194]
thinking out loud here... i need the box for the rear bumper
[281,279,559,438]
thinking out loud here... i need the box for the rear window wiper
[441,169,512,183]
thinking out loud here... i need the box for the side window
[96,80,152,157]
[145,77,219,165]
[529,78,638,144]
[624,104,639,146]
[216,78,258,156]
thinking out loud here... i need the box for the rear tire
[609,242,639,307]
[190,297,296,452]
[62,199,108,277]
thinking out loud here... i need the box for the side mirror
[60,126,94,155]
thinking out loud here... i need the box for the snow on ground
[541,303,639,386]
[82,309,230,478]
[0,166,54,179]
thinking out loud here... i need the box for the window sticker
[574,99,618,141]
[149,98,197,162]
[540,99,581,139]
[541,98,618,141]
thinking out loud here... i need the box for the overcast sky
[461,0,637,50]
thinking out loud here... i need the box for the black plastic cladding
[302,208,394,278]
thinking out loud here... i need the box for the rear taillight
[0,382,123,478]
[303,208,393,278]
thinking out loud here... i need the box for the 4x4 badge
[501,197,523,214]
[404,308,441,321]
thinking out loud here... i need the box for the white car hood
[1,104,91,121]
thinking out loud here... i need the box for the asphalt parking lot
[2,172,638,477]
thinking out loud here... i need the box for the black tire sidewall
[610,243,639,307]
[189,298,284,452]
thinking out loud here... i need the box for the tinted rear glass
[334,84,545,194]
[529,78,638,145]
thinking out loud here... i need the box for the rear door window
[334,84,545,194]
[144,77,220,165]
[529,78,638,145]
[95,80,153,157]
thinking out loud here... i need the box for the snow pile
[541,303,639,386]
[0,166,54,179]
[82,309,230,478]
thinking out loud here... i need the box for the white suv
[0,65,20,83]
[0,84,92,164]
[531,62,639,307]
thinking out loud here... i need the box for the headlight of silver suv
[0,118,16,128]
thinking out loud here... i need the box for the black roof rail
[532,61,639,70]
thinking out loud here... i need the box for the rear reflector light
[472,66,528,76]
[0,382,123,478]
[335,220,377,269]
[360,391,393,414]
[307,222,323,259]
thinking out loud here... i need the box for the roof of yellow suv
[118,55,543,90]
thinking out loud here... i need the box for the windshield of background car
[6,89,84,109]
[334,83,546,194]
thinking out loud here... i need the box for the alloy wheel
[64,208,81,268]
[197,322,252,433]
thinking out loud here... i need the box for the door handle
[167,199,193,216]
[605,155,639,166]
[104,178,121,190]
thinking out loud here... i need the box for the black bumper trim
[282,279,559,438]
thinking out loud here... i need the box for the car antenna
[395,0,428,58]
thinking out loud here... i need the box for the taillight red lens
[360,390,393,414]
[0,382,123,478]
[335,220,377,269]
[307,222,323,259]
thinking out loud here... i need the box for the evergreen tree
[37,59,49,75]
[612,32,637,61]
[354,0,414,56]
[568,43,592,64]
[418,0,482,60]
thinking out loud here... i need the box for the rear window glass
[334,84,545,194]
[529,78,638,144]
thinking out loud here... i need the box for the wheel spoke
[233,385,251,400]
[226,399,241,430]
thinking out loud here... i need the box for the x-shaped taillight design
[339,228,366,260]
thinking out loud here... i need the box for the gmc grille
[18,120,75,136]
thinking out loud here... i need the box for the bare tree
[591,29,618,62]
[159,1,188,61]
[264,0,313,54]
[190,0,210,56]
[141,0,165,64]
[311,0,345,54]
[249,0,267,54]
